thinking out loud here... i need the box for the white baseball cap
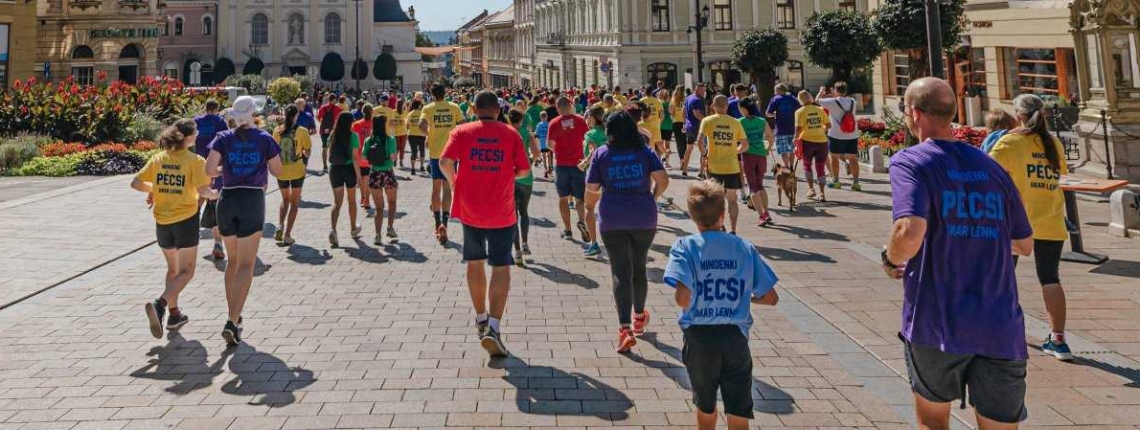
[229,96,258,127]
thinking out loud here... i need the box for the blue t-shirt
[207,128,282,189]
[980,129,1008,154]
[727,97,743,119]
[296,110,317,132]
[193,114,228,158]
[535,121,550,150]
[890,139,1033,360]
[585,145,664,232]
[765,94,801,136]
[663,232,778,336]
[683,94,706,132]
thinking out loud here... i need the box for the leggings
[396,135,408,160]
[801,141,828,184]
[408,136,427,160]
[600,229,656,325]
[514,184,533,247]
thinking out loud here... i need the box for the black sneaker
[576,221,590,242]
[166,313,189,330]
[476,320,489,337]
[222,320,242,347]
[144,300,165,339]
[480,326,509,358]
[560,229,573,240]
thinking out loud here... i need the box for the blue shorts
[555,166,586,200]
[775,135,795,155]
[429,159,447,181]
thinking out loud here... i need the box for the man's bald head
[712,95,729,114]
[905,77,957,123]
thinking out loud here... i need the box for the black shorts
[903,339,1027,424]
[1014,239,1064,285]
[685,126,699,145]
[200,200,219,229]
[359,166,370,178]
[828,137,859,155]
[462,224,515,267]
[661,126,674,144]
[156,215,200,250]
[216,188,266,238]
[328,164,358,188]
[710,172,743,190]
[682,325,754,419]
[320,132,332,148]
[674,123,687,155]
[408,135,427,159]
[277,178,304,189]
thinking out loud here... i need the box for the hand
[883,262,906,279]
[145,193,154,209]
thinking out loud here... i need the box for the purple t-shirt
[727,97,743,119]
[890,139,1033,360]
[207,128,282,189]
[683,95,705,132]
[194,114,228,158]
[765,94,801,136]
[586,145,664,232]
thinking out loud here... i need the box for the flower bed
[857,115,990,162]
[3,138,159,177]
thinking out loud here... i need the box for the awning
[415,46,470,56]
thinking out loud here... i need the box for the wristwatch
[881,249,901,270]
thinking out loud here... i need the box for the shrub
[268,77,303,106]
[42,142,87,157]
[225,74,267,95]
[75,150,147,176]
[122,111,165,144]
[90,143,129,153]
[0,137,42,171]
[13,153,85,177]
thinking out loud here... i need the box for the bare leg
[371,188,385,236]
[222,234,261,323]
[359,170,371,208]
[159,247,198,308]
[285,189,301,238]
[726,414,750,430]
[466,261,488,315]
[385,188,398,229]
[726,189,740,233]
[829,154,841,183]
[488,265,511,319]
[1043,284,1067,334]
[558,197,571,231]
[574,198,586,228]
[330,187,345,231]
[847,154,860,183]
[346,187,359,230]
[431,179,442,212]
[751,190,768,216]
[696,410,717,430]
[914,393,952,430]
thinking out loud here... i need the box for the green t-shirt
[524,105,544,131]
[661,101,673,129]
[364,135,397,172]
[459,102,470,118]
[515,124,534,186]
[739,116,769,156]
[584,126,606,158]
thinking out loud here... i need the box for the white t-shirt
[818,97,860,140]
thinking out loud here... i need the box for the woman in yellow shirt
[391,101,408,168]
[794,90,830,201]
[405,99,427,173]
[272,105,314,246]
[131,119,218,338]
[989,93,1072,360]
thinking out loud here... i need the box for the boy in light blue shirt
[535,111,553,178]
[664,179,779,430]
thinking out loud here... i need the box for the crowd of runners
[128,76,1076,430]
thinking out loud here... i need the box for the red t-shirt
[352,120,372,168]
[547,114,589,166]
[441,121,530,229]
[316,103,342,134]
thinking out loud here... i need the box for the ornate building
[514,0,536,88]
[483,5,516,87]
[36,0,166,85]
[159,0,219,86]
[457,11,489,87]
[1,0,37,89]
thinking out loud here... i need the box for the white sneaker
[350,225,363,239]
[328,230,339,248]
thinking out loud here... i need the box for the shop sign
[90,28,161,39]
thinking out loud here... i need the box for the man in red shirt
[316,93,343,173]
[546,97,591,242]
[441,90,530,358]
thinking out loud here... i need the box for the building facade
[159,0,219,86]
[0,0,37,89]
[36,0,166,85]
[514,0,536,88]
[483,5,516,87]
[456,11,489,87]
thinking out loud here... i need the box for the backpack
[320,106,336,134]
[328,131,352,165]
[837,98,856,134]
[279,128,298,164]
[366,135,388,166]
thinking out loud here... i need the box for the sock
[442,211,450,225]
[157,297,167,308]
[433,211,441,228]
[475,313,489,325]
[489,317,501,333]
[1051,331,1065,343]
[169,307,181,318]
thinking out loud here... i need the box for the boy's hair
[205,99,220,112]
[687,180,726,228]
[539,111,548,120]
[985,108,1017,132]
[507,109,524,125]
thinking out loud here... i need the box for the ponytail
[159,119,197,151]
[1013,94,1060,170]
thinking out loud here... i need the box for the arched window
[71,46,95,85]
[120,44,141,59]
[647,62,678,89]
[251,13,269,46]
[174,17,184,36]
[164,62,180,80]
[202,16,213,36]
[783,60,805,92]
[324,13,341,45]
[72,45,94,59]
[710,60,741,92]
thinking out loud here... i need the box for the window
[776,0,795,29]
[202,16,213,36]
[838,0,857,12]
[783,60,804,91]
[324,13,341,45]
[174,17,184,36]
[164,63,180,80]
[651,0,669,32]
[892,52,911,96]
[713,0,732,31]
[1001,47,1076,99]
[965,48,987,98]
[251,13,269,45]
[72,67,94,85]
[72,45,95,59]
[647,62,678,88]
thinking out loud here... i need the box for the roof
[373,0,412,23]
[483,5,514,26]
[415,46,462,56]
[456,10,489,32]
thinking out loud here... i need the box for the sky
[404,0,513,31]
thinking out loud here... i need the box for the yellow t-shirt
[273,126,313,181]
[421,101,463,159]
[406,109,426,137]
[669,101,685,123]
[590,101,624,115]
[698,114,746,175]
[614,94,629,105]
[389,110,407,137]
[989,133,1069,240]
[795,104,829,143]
[134,149,210,225]
[641,97,664,128]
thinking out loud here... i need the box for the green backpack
[279,127,298,164]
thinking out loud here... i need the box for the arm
[765,127,775,153]
[441,157,458,184]
[751,289,779,305]
[674,282,692,308]
[130,177,151,193]
[418,117,429,134]
[1013,237,1033,256]
[196,184,219,200]
[267,155,284,178]
[206,150,223,178]
[736,138,748,155]
[693,108,705,121]
[650,170,669,201]
[884,216,928,279]
[529,135,540,160]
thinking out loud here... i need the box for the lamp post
[687,4,711,84]
[354,0,362,91]
[925,0,944,79]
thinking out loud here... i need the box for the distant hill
[420,31,456,46]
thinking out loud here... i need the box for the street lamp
[925,0,944,79]
[686,4,711,84]
[354,0,362,91]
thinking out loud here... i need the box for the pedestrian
[581,105,608,258]
[391,100,408,168]
[726,84,749,119]
[363,114,400,244]
[204,96,284,346]
[352,104,376,218]
[193,99,228,260]
[405,99,427,173]
[817,82,862,191]
[659,89,675,169]
[135,119,218,338]
[327,111,364,248]
[640,88,666,162]
[990,93,1072,361]
[738,97,775,226]
[663,180,779,430]
[684,83,709,178]
[698,95,748,234]
[419,84,465,245]
[765,83,802,170]
[884,77,1033,430]
[272,105,313,246]
[981,108,1017,154]
[585,110,670,352]
[547,96,592,243]
[536,111,553,178]
[317,93,342,174]
[440,90,531,358]
[794,90,829,202]
[507,110,540,267]
[293,98,317,167]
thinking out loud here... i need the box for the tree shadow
[1090,260,1140,279]
[286,244,333,265]
[489,358,631,420]
[530,217,557,229]
[656,224,690,238]
[221,343,316,407]
[756,246,835,263]
[298,200,331,209]
[130,332,226,395]
[765,224,850,242]
[526,263,599,289]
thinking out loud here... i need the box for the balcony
[69,0,102,11]
[119,0,149,10]
[542,32,565,46]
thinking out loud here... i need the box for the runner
[405,99,427,173]
[363,114,400,245]
[294,98,317,167]
[585,110,669,352]
[193,99,228,260]
[581,105,608,257]
[317,93,342,174]
[670,87,687,173]
[135,119,218,338]
[640,88,666,163]
[795,90,830,202]
[698,95,747,234]
[352,104,376,218]
[739,98,775,226]
[440,90,531,358]
[391,100,408,169]
[204,96,284,346]
[327,111,364,248]
[419,84,464,245]
[726,84,749,119]
[765,84,802,170]
[684,84,708,178]
[535,111,553,179]
[272,105,313,246]
[547,96,592,242]
[817,82,862,191]
[507,110,540,267]
[659,89,675,169]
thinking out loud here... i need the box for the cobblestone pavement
[0,147,1137,430]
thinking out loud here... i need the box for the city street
[0,147,1137,430]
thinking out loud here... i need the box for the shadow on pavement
[221,343,316,407]
[526,263,599,289]
[765,224,850,242]
[298,200,331,209]
[837,201,893,211]
[757,246,836,263]
[530,217,557,229]
[286,244,333,265]
[489,358,631,420]
[1090,259,1140,279]
[130,332,226,395]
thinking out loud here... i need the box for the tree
[242,57,265,76]
[872,0,965,79]
[454,77,476,88]
[351,58,369,82]
[802,10,882,83]
[732,28,788,107]
[319,52,345,82]
[374,53,398,85]
[415,31,436,48]
[214,58,236,83]
[267,77,302,105]
[223,74,267,95]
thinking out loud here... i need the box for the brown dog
[772,162,797,212]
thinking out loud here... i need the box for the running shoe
[436,224,449,245]
[211,243,225,260]
[350,225,363,239]
[221,320,242,347]
[322,167,328,175]
[329,230,339,248]
[480,326,509,358]
[682,171,689,178]
[515,250,526,268]
[616,326,636,353]
[1042,336,1074,361]
[386,227,398,239]
[807,189,818,201]
[521,243,531,255]
[577,221,590,242]
[282,236,295,245]
[366,207,377,218]
[166,313,189,330]
[851,182,863,192]
[274,229,284,243]
[760,212,774,227]
[144,299,165,339]
[632,310,651,335]
[476,320,488,337]
[583,242,601,258]
[560,229,573,240]
[374,234,384,246]
[828,181,842,189]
